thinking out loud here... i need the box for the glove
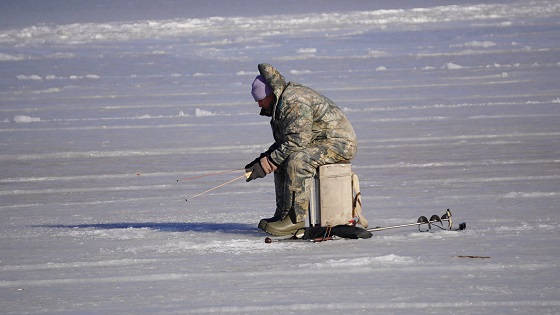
[245,155,278,182]
[244,156,261,170]
[244,143,278,169]
[245,159,266,182]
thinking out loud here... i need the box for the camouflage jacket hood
[257,63,357,166]
[257,63,286,119]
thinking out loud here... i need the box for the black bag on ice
[302,225,372,240]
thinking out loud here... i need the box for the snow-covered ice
[1,0,559,313]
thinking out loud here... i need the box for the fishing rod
[176,169,243,183]
[185,171,251,202]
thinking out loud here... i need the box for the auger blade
[417,215,431,232]
[430,214,442,224]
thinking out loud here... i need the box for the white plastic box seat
[308,163,353,227]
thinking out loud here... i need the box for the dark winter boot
[264,209,305,236]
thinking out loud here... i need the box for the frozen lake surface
[1,0,559,313]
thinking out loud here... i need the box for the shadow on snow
[33,222,261,236]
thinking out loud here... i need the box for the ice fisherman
[245,63,358,236]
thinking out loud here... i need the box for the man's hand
[259,156,277,174]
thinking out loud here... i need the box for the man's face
[258,94,274,111]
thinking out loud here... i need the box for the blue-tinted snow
[0,0,559,313]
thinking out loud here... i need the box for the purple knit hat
[251,75,272,101]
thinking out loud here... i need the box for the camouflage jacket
[257,63,357,166]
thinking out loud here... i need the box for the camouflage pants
[272,139,357,222]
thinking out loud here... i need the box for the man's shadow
[34,222,261,236]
